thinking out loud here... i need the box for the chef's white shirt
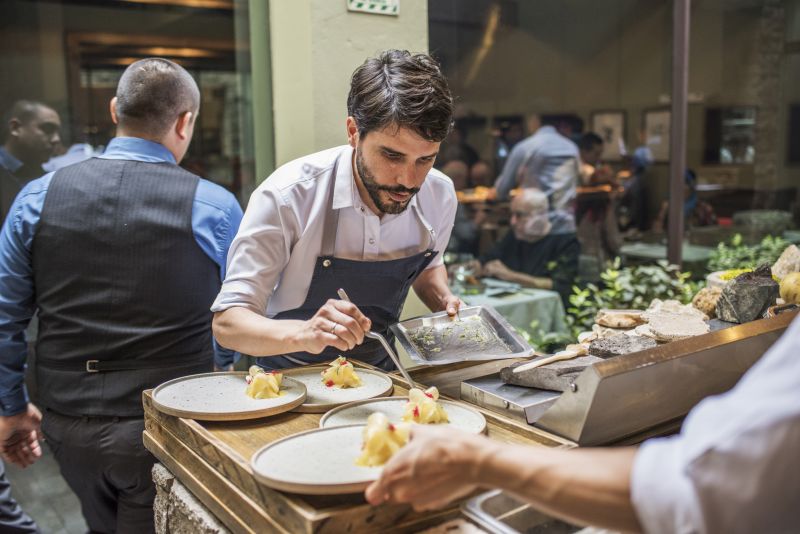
[631,315,800,534]
[211,145,457,317]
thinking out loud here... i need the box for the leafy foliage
[707,234,790,272]
[565,259,695,337]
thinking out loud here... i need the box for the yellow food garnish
[402,387,449,424]
[355,412,411,467]
[321,356,362,388]
[245,365,284,399]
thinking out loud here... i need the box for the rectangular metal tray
[390,305,534,365]
[462,490,585,534]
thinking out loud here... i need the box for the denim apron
[260,172,438,371]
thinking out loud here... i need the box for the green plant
[707,234,790,272]
[520,320,575,353]
[566,259,694,337]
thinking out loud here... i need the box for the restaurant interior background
[1,0,799,350]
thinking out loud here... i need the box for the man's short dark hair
[579,132,604,151]
[347,50,454,142]
[115,58,200,138]
[2,100,52,142]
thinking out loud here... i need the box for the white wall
[269,0,429,166]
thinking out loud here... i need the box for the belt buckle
[86,360,99,373]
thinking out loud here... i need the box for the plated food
[152,372,306,421]
[402,387,449,424]
[285,363,394,413]
[355,412,411,467]
[320,393,487,434]
[321,356,362,388]
[250,424,384,495]
[245,366,284,399]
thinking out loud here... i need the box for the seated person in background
[653,169,717,233]
[472,189,579,305]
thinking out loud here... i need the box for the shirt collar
[99,137,176,164]
[0,146,23,173]
[332,145,419,215]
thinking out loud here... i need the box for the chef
[212,50,461,370]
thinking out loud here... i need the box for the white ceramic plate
[251,425,379,494]
[320,398,487,434]
[284,366,394,413]
[152,372,307,421]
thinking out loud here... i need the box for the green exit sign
[347,0,399,16]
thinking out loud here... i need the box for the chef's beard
[356,148,419,215]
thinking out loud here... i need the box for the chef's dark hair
[347,50,453,142]
[115,58,200,139]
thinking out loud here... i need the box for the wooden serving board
[143,360,573,533]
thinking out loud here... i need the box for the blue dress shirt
[0,147,23,174]
[0,137,243,416]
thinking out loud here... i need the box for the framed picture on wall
[590,110,626,161]
[643,108,671,163]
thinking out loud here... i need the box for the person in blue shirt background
[0,101,62,222]
[0,57,242,533]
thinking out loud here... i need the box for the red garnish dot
[424,392,433,399]
[388,423,396,432]
[413,406,420,418]
[325,380,335,387]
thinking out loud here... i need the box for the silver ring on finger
[330,322,338,334]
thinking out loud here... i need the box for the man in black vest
[0,58,243,533]
[0,100,62,222]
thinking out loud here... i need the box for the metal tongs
[337,288,415,387]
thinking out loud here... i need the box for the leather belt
[37,355,202,373]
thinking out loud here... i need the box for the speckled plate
[251,424,379,494]
[284,365,394,413]
[320,398,487,434]
[152,372,307,421]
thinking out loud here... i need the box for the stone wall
[152,463,230,534]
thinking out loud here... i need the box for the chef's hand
[0,403,43,468]
[365,425,497,511]
[444,293,465,317]
[299,299,371,354]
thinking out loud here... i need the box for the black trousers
[0,459,38,533]
[40,410,155,534]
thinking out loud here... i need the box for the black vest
[32,158,219,416]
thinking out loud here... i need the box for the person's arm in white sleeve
[211,186,370,357]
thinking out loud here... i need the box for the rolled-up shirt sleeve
[211,185,295,315]
[631,437,704,534]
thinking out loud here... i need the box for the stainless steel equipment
[462,312,796,445]
[391,305,534,365]
[462,490,590,534]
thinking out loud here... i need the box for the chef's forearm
[212,307,304,356]
[479,443,642,533]
[412,265,454,312]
